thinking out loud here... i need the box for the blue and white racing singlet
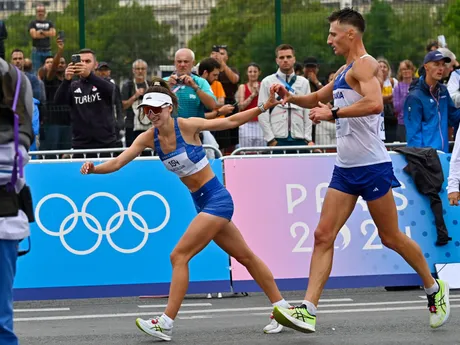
[154,118,209,177]
[333,54,391,168]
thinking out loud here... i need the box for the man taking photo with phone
[54,48,118,157]
[197,57,234,119]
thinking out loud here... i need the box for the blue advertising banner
[13,158,230,300]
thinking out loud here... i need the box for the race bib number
[335,118,351,138]
[378,113,386,140]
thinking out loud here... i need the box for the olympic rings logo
[35,192,170,255]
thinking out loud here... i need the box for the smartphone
[57,30,65,42]
[232,101,239,107]
[71,54,81,64]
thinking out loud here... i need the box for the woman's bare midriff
[180,164,216,192]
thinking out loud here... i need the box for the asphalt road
[13,288,460,345]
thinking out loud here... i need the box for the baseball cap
[137,92,173,108]
[423,50,451,65]
[304,56,318,67]
[96,61,110,70]
[437,48,456,63]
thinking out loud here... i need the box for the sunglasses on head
[212,45,228,51]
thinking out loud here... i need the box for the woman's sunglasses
[143,104,170,115]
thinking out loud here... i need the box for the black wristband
[331,106,340,119]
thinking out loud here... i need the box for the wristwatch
[258,102,266,113]
[331,106,340,119]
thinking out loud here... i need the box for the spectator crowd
[2,4,460,157]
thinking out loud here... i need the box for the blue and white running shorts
[191,176,234,221]
[329,162,401,201]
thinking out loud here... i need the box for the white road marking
[251,304,460,316]
[179,315,213,320]
[138,303,212,308]
[14,303,460,322]
[314,298,460,308]
[13,308,71,313]
[419,294,460,299]
[288,298,353,304]
[15,307,272,322]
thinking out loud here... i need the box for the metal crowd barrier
[229,142,410,155]
[29,145,223,160]
[230,141,456,155]
[28,141,455,160]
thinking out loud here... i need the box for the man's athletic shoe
[263,311,284,334]
[428,279,450,328]
[273,305,316,333]
[136,317,172,341]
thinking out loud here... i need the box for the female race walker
[80,79,290,341]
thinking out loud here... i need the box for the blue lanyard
[275,74,296,94]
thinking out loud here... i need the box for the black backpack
[0,61,27,124]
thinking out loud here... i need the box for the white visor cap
[137,92,173,109]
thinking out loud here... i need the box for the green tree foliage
[3,12,39,59]
[389,5,438,72]
[363,0,395,60]
[4,0,458,82]
[190,0,455,82]
[243,9,343,79]
[85,2,176,78]
[444,0,460,55]
[445,0,460,33]
[4,0,176,80]
[188,0,274,68]
[189,0,342,81]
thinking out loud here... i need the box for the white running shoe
[136,317,172,341]
[263,312,284,334]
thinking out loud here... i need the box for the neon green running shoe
[273,305,316,333]
[427,279,450,328]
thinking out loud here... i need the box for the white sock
[302,300,317,316]
[272,299,290,309]
[160,313,174,328]
[424,280,439,295]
